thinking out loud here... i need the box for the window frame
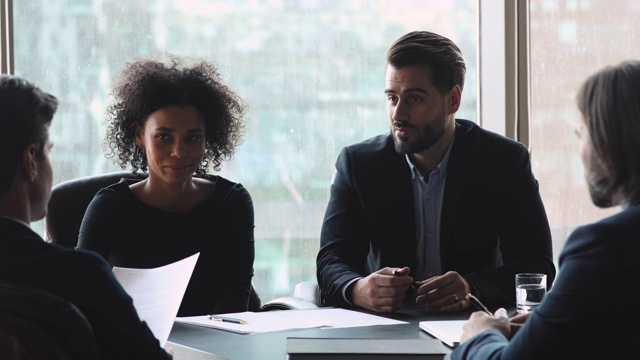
[477,0,530,146]
[0,0,14,74]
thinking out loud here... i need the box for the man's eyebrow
[384,87,429,95]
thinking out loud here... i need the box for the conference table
[165,303,516,360]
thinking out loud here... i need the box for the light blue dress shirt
[341,136,455,303]
[406,137,454,281]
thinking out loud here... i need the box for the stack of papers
[176,308,407,334]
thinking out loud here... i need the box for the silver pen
[392,268,419,289]
[466,293,492,316]
[207,315,248,324]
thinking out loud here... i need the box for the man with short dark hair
[0,74,172,359]
[317,31,556,313]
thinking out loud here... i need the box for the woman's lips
[166,165,191,173]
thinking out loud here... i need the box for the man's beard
[585,152,615,208]
[588,184,614,208]
[392,112,447,155]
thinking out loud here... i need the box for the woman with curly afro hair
[77,57,257,316]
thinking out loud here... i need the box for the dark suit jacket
[0,218,170,360]
[317,119,556,308]
[452,202,640,359]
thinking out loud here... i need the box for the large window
[528,0,640,260]
[12,0,477,301]
[12,0,635,303]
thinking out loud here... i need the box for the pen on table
[207,315,248,324]
[466,293,493,316]
[392,268,419,289]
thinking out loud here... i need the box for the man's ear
[448,85,462,114]
[22,144,38,182]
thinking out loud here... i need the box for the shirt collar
[405,132,456,179]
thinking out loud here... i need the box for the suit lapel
[440,123,472,270]
[378,136,417,269]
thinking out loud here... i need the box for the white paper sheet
[112,252,200,347]
[175,308,407,334]
[419,320,466,348]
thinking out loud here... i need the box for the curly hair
[104,56,246,174]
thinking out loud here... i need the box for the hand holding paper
[112,252,200,347]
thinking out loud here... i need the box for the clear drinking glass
[515,273,547,314]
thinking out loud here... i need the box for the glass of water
[515,273,547,314]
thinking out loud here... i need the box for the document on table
[112,252,200,347]
[176,308,407,334]
[419,320,466,348]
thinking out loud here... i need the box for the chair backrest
[45,171,262,311]
[45,171,148,248]
[0,282,99,360]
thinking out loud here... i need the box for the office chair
[44,171,263,311]
[0,282,99,360]
[259,280,321,310]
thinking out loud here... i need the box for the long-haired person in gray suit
[454,60,640,359]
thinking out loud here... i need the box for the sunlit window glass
[529,0,640,263]
[14,0,477,301]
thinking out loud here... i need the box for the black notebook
[286,337,447,360]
